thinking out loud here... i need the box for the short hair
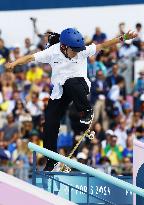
[117,78,124,84]
[119,22,125,26]
[136,23,142,28]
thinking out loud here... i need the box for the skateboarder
[6,28,137,171]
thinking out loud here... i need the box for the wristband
[119,34,129,43]
[123,33,129,41]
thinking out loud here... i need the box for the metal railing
[28,142,144,199]
[32,151,115,205]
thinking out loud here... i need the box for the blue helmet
[60,28,86,52]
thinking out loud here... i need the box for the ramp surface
[0,171,76,205]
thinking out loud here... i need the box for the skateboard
[59,119,95,173]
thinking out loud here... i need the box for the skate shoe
[80,109,93,124]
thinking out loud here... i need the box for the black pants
[43,77,91,168]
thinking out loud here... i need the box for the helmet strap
[60,45,71,59]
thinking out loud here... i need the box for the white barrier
[0,171,76,205]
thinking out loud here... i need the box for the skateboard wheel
[63,166,71,173]
[87,131,95,140]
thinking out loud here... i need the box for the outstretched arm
[96,30,137,52]
[5,46,51,72]
[5,54,35,71]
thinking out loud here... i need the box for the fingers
[133,31,138,38]
[127,30,138,39]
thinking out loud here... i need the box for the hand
[125,30,138,40]
[5,62,15,72]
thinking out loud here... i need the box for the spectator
[87,53,108,82]
[12,139,30,181]
[0,71,15,104]
[98,156,111,174]
[1,69,15,85]
[37,30,52,51]
[0,38,9,60]
[6,90,21,114]
[37,72,51,91]
[140,93,144,117]
[21,120,33,139]
[0,58,5,74]
[92,27,107,44]
[23,38,32,55]
[111,107,123,124]
[26,62,44,83]
[122,102,133,129]
[103,135,123,166]
[2,83,13,103]
[119,40,138,58]
[107,45,119,67]
[121,157,132,176]
[38,83,50,103]
[131,111,143,129]
[92,122,105,142]
[12,99,29,121]
[106,78,125,116]
[20,80,32,102]
[106,63,126,98]
[10,45,22,61]
[122,134,133,162]
[136,127,144,140]
[26,91,43,128]
[114,118,127,148]
[117,22,126,36]
[108,76,124,102]
[139,41,144,59]
[76,145,90,166]
[95,52,108,76]
[76,151,88,164]
[0,147,11,160]
[0,113,19,149]
[81,146,89,157]
[101,129,114,149]
[90,70,109,130]
[88,144,101,166]
[29,129,41,145]
[133,23,143,50]
[133,70,144,111]
[57,125,73,153]
[87,56,98,81]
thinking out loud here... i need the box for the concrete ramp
[0,171,76,205]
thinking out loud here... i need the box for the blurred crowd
[0,22,144,181]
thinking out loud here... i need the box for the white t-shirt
[26,101,43,116]
[114,128,127,148]
[119,45,138,58]
[34,43,96,100]
[108,85,120,101]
